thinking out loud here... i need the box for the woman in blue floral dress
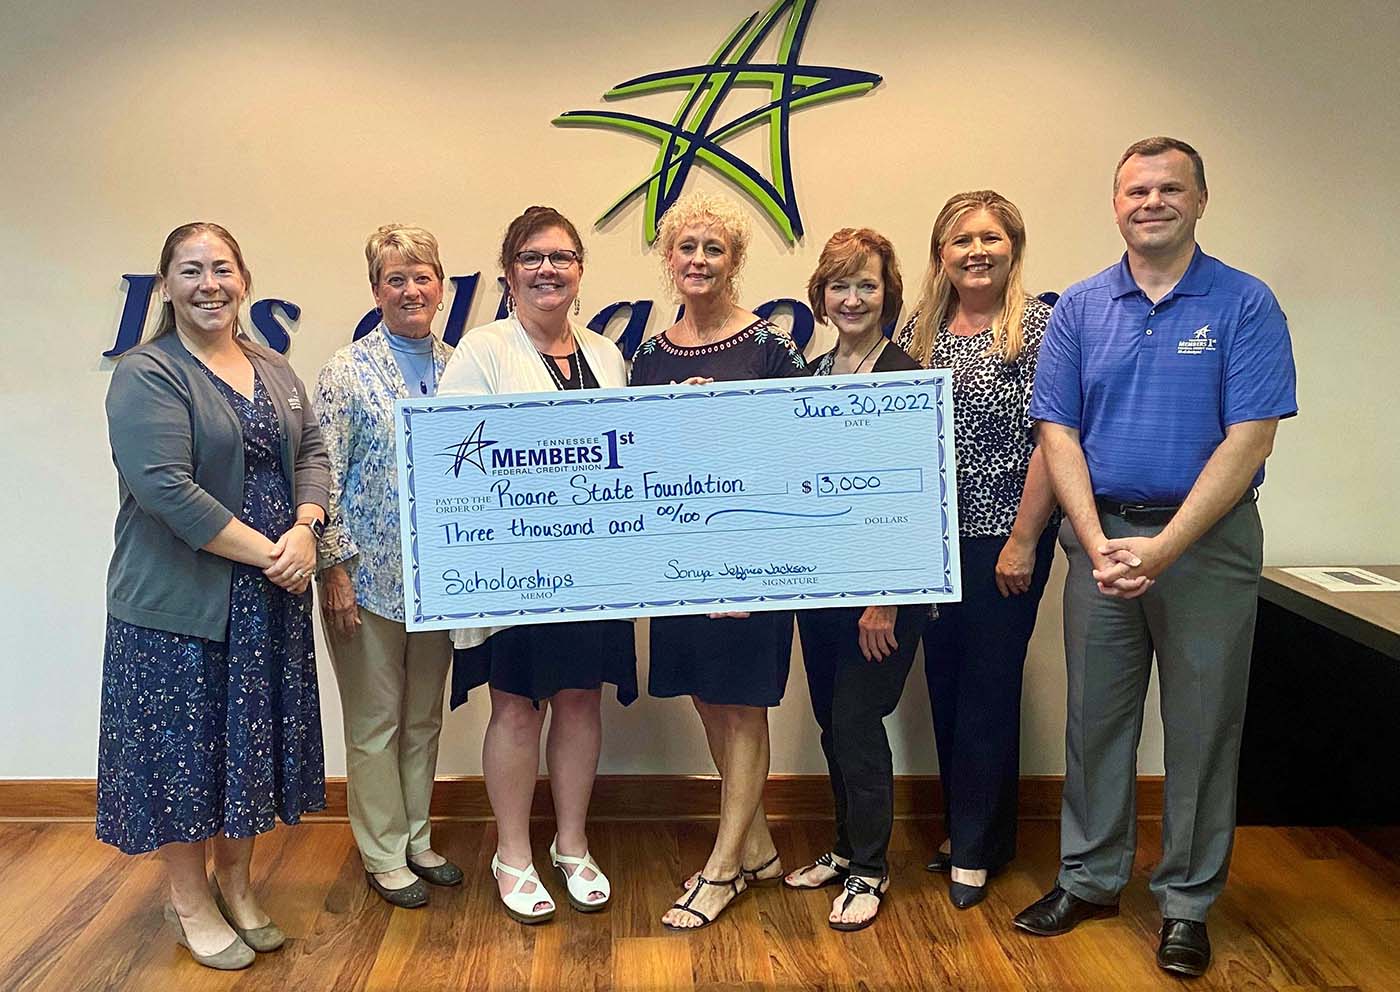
[100,223,329,970]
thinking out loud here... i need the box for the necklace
[383,326,436,395]
[681,304,738,346]
[834,335,884,374]
[539,342,580,391]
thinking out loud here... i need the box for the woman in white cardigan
[438,207,636,925]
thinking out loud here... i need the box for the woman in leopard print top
[896,190,1059,910]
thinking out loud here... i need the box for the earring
[437,302,444,311]
[573,297,581,316]
[161,296,170,303]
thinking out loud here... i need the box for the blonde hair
[655,191,751,303]
[365,223,444,287]
[806,228,904,328]
[906,190,1029,365]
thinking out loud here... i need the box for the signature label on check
[395,371,960,630]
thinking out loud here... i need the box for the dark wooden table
[1237,565,1400,825]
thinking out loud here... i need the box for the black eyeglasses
[515,250,580,270]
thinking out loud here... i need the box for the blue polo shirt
[1030,247,1297,503]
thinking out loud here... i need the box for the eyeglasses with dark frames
[515,250,581,270]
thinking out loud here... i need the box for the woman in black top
[780,229,929,931]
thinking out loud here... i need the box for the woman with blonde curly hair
[629,191,807,930]
[895,190,1059,910]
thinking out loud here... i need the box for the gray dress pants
[1057,500,1263,921]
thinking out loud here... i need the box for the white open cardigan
[436,316,630,649]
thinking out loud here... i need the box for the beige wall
[2,0,1396,778]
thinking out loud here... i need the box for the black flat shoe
[924,850,951,873]
[1157,918,1211,977]
[948,880,987,910]
[366,870,429,909]
[1012,885,1117,936]
[408,858,464,887]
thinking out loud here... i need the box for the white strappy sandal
[549,836,612,912]
[491,852,556,925]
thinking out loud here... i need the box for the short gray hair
[365,224,444,286]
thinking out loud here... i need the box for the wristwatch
[296,517,325,540]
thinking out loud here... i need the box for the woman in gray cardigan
[99,223,330,971]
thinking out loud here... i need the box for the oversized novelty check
[395,371,960,630]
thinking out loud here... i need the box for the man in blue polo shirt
[1013,136,1297,977]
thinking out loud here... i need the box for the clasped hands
[1090,532,1184,599]
[263,524,316,595]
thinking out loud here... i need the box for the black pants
[796,604,927,876]
[923,527,1056,870]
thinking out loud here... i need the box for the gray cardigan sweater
[105,333,331,640]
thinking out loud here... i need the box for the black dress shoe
[366,871,429,908]
[1157,919,1211,977]
[946,863,1005,910]
[924,851,951,873]
[1012,885,1118,936]
[408,858,464,887]
[948,880,987,910]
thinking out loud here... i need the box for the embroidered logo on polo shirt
[1177,324,1217,355]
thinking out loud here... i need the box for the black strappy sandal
[742,851,783,886]
[662,872,746,932]
[829,874,888,932]
[782,851,850,890]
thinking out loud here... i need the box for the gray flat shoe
[164,904,255,970]
[407,857,464,887]
[212,878,286,952]
[366,870,429,908]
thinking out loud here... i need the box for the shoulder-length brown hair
[906,190,1029,364]
[498,206,584,311]
[148,222,252,342]
[806,228,903,329]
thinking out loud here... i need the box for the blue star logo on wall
[554,0,881,243]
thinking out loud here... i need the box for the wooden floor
[2,818,1398,991]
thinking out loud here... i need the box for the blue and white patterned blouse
[314,325,451,621]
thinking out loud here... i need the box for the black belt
[1095,489,1257,526]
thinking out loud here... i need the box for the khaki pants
[326,607,452,873]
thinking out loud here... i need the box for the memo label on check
[395,371,961,630]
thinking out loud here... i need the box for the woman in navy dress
[629,191,807,930]
[99,223,329,969]
[781,229,930,931]
[438,207,637,925]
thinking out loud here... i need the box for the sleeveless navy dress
[628,320,806,706]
